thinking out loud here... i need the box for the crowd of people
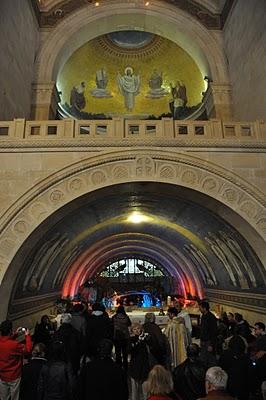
[0,300,265,400]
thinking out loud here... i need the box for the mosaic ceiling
[57,31,205,119]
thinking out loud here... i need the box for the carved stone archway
[0,149,265,293]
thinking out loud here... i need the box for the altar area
[108,305,201,329]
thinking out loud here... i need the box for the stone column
[209,83,233,121]
[31,82,60,120]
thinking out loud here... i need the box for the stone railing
[0,118,265,142]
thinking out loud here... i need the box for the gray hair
[206,367,228,390]
[60,313,72,324]
[145,312,156,323]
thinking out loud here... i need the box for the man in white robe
[117,67,140,111]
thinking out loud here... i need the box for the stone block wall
[0,0,39,120]
[223,0,266,120]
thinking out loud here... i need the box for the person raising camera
[0,319,32,400]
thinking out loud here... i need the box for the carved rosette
[256,218,266,234]
[201,177,218,193]
[181,169,199,185]
[13,220,29,235]
[90,169,107,185]
[158,165,176,180]
[49,189,65,204]
[67,178,84,192]
[222,187,239,204]
[112,165,130,179]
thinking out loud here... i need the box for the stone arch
[0,148,265,293]
[61,233,205,299]
[35,0,229,84]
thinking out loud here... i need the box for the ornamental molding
[0,149,265,287]
[32,0,235,29]
[0,138,266,150]
[205,288,266,314]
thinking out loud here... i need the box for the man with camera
[0,320,32,400]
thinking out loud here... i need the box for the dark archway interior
[7,182,265,318]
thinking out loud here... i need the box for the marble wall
[0,0,39,120]
[223,0,266,120]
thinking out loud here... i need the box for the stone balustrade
[0,118,265,143]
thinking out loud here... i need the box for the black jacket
[37,361,77,400]
[200,311,217,344]
[173,357,207,400]
[20,357,47,400]
[79,357,128,400]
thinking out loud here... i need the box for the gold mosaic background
[57,34,205,117]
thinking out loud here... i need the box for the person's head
[228,335,246,356]
[186,343,200,360]
[116,305,126,315]
[125,67,133,76]
[145,365,173,396]
[199,301,210,314]
[97,339,113,359]
[0,320,12,336]
[60,313,72,324]
[220,312,228,322]
[175,301,182,312]
[227,312,235,321]
[145,312,156,324]
[167,307,178,319]
[72,303,84,314]
[32,343,46,358]
[234,313,243,323]
[254,322,265,337]
[41,315,50,324]
[81,81,85,88]
[205,367,228,393]
[131,323,143,336]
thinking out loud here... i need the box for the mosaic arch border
[0,149,265,285]
[35,0,228,83]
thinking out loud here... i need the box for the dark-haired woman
[219,335,254,400]
[112,305,131,370]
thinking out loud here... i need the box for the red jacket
[0,334,32,382]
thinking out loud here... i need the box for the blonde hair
[130,322,143,334]
[144,365,173,396]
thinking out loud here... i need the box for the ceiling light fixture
[127,212,150,224]
[95,1,100,6]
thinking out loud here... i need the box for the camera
[18,327,26,333]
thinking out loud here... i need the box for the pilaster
[210,83,233,121]
[31,82,60,120]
